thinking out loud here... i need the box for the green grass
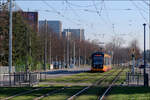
[74,69,122,100]
[75,86,107,100]
[0,87,34,99]
[10,86,63,100]
[42,86,85,100]
[115,68,130,84]
[39,69,122,100]
[43,69,118,85]
[37,70,118,100]
[0,70,114,100]
[0,68,129,100]
[106,86,150,100]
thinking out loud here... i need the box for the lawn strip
[43,69,117,84]
[41,86,85,100]
[115,67,130,85]
[74,68,122,100]
[75,86,107,100]
[106,86,150,100]
[0,87,33,99]
[10,86,64,100]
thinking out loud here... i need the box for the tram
[91,52,112,72]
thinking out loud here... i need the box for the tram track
[66,68,125,100]
[2,69,121,100]
[1,69,91,100]
[30,69,116,100]
[2,87,48,100]
[98,68,124,100]
[67,70,117,100]
[33,87,69,100]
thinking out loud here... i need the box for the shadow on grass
[109,86,150,95]
[2,86,148,100]
[0,87,35,98]
[0,86,106,100]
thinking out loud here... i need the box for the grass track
[0,87,34,99]
[9,86,63,100]
[41,86,85,100]
[74,69,123,100]
[106,86,150,100]
[39,69,118,100]
[0,68,128,100]
[43,69,118,85]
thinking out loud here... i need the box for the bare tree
[128,39,141,60]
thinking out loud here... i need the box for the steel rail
[98,68,124,100]
[33,87,69,100]
[67,70,116,100]
[33,70,90,100]
[2,69,90,100]
[2,87,49,100]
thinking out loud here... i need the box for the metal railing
[0,72,46,87]
[126,72,144,86]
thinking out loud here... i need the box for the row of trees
[105,37,141,65]
[39,23,101,68]
[0,9,142,71]
[0,10,100,71]
[0,11,40,71]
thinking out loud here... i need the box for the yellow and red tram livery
[91,52,111,72]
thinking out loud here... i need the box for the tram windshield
[93,56,103,64]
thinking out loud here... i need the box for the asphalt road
[41,67,90,78]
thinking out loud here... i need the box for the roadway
[40,67,90,78]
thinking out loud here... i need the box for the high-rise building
[39,20,62,37]
[63,29,85,41]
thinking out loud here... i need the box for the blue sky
[15,1,149,50]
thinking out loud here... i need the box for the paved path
[39,82,91,86]
[41,67,90,78]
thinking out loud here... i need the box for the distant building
[0,2,38,32]
[21,12,38,32]
[63,29,85,41]
[39,20,62,37]
[62,31,72,39]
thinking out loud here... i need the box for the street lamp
[9,0,13,86]
[67,29,70,68]
[143,23,148,87]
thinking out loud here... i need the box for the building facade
[63,29,85,41]
[21,12,38,32]
[39,20,62,37]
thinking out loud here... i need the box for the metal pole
[149,0,150,59]
[79,48,80,67]
[64,42,66,68]
[143,23,146,86]
[67,29,69,68]
[132,53,135,74]
[9,0,13,86]
[49,33,51,69]
[73,41,75,66]
[44,20,47,71]
[84,46,86,67]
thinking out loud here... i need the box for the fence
[126,67,150,86]
[0,72,47,87]
[126,72,144,86]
